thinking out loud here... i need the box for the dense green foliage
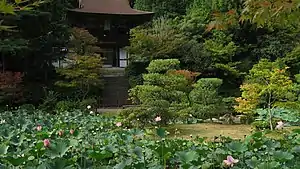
[128,0,300,96]
[121,59,233,126]
[126,0,300,128]
[235,59,294,114]
[189,78,224,119]
[55,28,103,101]
[55,55,102,100]
[0,0,105,107]
[0,0,42,31]
[2,0,300,167]
[2,0,300,111]
[235,59,300,129]
[122,59,192,125]
[0,0,74,105]
[1,108,300,168]
[134,0,193,18]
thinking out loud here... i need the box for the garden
[1,0,300,168]
[1,107,300,168]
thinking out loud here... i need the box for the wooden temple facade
[67,0,153,107]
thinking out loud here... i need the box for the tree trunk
[268,107,273,130]
[268,92,273,130]
[2,55,5,73]
[82,83,89,100]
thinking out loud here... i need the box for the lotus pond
[1,109,300,169]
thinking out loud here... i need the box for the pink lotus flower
[36,125,42,131]
[223,155,239,167]
[155,116,161,122]
[275,121,284,130]
[43,139,50,147]
[116,122,122,127]
[58,130,64,136]
[70,129,75,135]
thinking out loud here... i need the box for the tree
[235,59,295,130]
[55,55,102,100]
[189,78,224,120]
[127,1,246,96]
[68,27,98,55]
[206,0,300,31]
[0,0,74,105]
[203,30,240,80]
[126,17,206,88]
[128,18,189,62]
[127,17,213,89]
[284,44,300,75]
[55,28,102,101]
[240,0,300,30]
[0,0,42,31]
[121,59,198,126]
[134,0,193,18]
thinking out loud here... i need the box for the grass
[97,110,300,140]
[167,123,300,140]
[97,109,122,117]
[167,123,252,139]
[264,126,300,139]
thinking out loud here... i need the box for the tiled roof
[68,0,154,15]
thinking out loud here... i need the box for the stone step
[101,75,130,107]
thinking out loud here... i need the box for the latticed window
[104,20,111,31]
[119,48,128,68]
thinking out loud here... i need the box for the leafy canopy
[235,59,295,114]
[0,0,42,31]
[55,28,103,100]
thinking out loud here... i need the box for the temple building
[67,0,153,107]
